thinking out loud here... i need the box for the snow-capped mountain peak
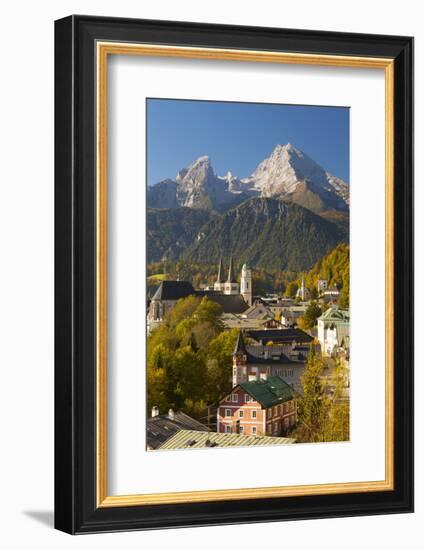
[148,144,349,213]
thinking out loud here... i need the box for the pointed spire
[234,330,247,355]
[217,258,225,283]
[227,256,236,283]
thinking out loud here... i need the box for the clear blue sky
[147,98,349,186]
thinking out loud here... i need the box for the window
[245,394,252,403]
[252,410,257,419]
[239,426,244,434]
[225,395,231,402]
[252,426,257,435]
[232,394,238,403]
[239,410,244,418]
[267,409,272,419]
[225,425,231,433]
[225,409,231,417]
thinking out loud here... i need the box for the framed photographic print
[54,15,414,534]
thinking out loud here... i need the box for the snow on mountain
[147,144,349,213]
[242,143,349,209]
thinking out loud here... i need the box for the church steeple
[217,258,225,283]
[233,330,248,386]
[227,256,236,283]
[234,330,247,355]
[224,255,239,295]
[214,257,226,292]
[240,263,252,306]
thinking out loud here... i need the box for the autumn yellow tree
[295,345,330,442]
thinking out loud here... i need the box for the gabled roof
[242,302,273,319]
[147,411,209,450]
[195,292,248,314]
[152,280,195,301]
[243,344,305,365]
[239,376,297,408]
[158,429,295,450]
[245,346,293,364]
[318,306,349,323]
[247,328,313,345]
[151,280,249,314]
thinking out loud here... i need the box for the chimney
[168,408,175,419]
[151,406,159,418]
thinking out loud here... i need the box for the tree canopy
[294,346,350,443]
[147,296,238,420]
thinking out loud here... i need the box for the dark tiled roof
[152,281,195,301]
[244,345,295,365]
[151,280,248,314]
[246,328,313,345]
[239,376,297,408]
[195,292,248,314]
[147,411,209,450]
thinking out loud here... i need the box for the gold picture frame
[55,15,413,534]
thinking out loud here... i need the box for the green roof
[157,429,295,450]
[318,306,349,323]
[240,376,296,408]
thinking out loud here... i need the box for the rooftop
[147,410,209,450]
[157,429,295,450]
[151,280,249,314]
[318,306,350,323]
[246,328,313,345]
[239,376,297,408]
[151,280,195,301]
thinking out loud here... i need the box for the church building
[147,258,252,332]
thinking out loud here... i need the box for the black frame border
[54,15,414,534]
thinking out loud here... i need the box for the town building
[217,376,297,437]
[322,285,341,303]
[213,258,226,292]
[224,257,239,295]
[280,304,309,327]
[147,258,250,332]
[246,327,313,346]
[296,276,311,301]
[232,331,307,392]
[317,306,350,355]
[240,301,274,320]
[147,408,210,450]
[158,429,294,449]
[240,263,253,306]
[317,279,328,295]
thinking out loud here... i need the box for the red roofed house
[217,376,297,437]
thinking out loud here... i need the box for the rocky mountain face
[147,207,216,263]
[147,143,349,215]
[242,143,349,212]
[147,197,347,270]
[147,144,349,271]
[148,156,252,212]
[181,197,346,271]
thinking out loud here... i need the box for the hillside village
[146,143,350,450]
[146,253,350,450]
